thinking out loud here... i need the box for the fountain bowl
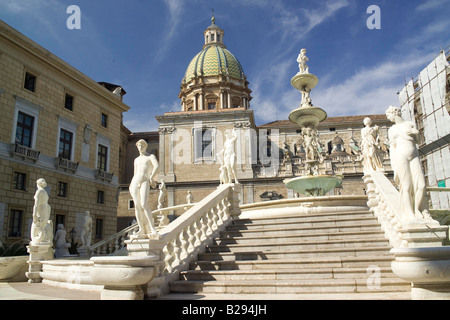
[284,175,343,197]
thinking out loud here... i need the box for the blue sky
[0,0,449,132]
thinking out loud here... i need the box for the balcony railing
[95,168,114,182]
[11,143,40,162]
[55,157,79,173]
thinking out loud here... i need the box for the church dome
[183,45,246,83]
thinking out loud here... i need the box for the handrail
[151,183,242,293]
[87,203,196,256]
[363,171,447,248]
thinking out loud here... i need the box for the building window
[24,72,37,92]
[59,129,73,160]
[15,111,34,148]
[208,102,216,110]
[95,218,104,239]
[128,199,135,210]
[97,144,108,171]
[101,113,108,128]
[8,209,23,237]
[13,172,27,191]
[57,182,68,197]
[329,127,336,132]
[97,190,105,204]
[193,128,215,162]
[64,94,74,111]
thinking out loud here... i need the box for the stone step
[234,210,373,225]
[179,267,399,281]
[190,255,395,271]
[169,278,411,294]
[197,246,393,261]
[208,237,389,252]
[215,229,386,245]
[228,216,378,231]
[221,223,382,238]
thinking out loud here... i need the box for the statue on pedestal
[218,129,239,184]
[80,210,92,247]
[30,178,53,246]
[54,224,70,258]
[130,139,160,237]
[385,106,433,222]
[297,49,309,74]
[186,191,194,204]
[361,117,384,173]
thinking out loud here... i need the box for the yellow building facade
[0,21,130,247]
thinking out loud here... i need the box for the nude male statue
[129,139,160,236]
[218,129,239,184]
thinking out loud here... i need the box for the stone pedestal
[90,256,158,300]
[26,244,54,283]
[77,246,91,258]
[391,247,450,300]
[125,237,165,298]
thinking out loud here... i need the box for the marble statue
[83,124,92,144]
[30,178,53,245]
[54,224,70,258]
[301,86,312,107]
[218,129,239,184]
[385,106,433,222]
[80,210,92,247]
[186,191,194,204]
[361,117,384,173]
[303,127,318,162]
[297,48,309,74]
[157,180,166,210]
[129,139,160,236]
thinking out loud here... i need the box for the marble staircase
[168,208,411,297]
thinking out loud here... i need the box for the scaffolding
[399,46,450,210]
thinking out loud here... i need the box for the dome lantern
[203,12,225,49]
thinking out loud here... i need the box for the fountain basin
[291,73,319,91]
[289,106,327,128]
[284,175,343,197]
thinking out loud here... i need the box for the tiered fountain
[283,49,343,196]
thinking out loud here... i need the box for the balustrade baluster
[194,218,202,246]
[187,224,196,253]
[163,241,175,273]
[200,215,208,240]
[179,230,189,260]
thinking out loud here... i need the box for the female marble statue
[361,117,384,172]
[129,139,160,236]
[54,224,70,258]
[385,106,432,222]
[30,178,53,245]
[80,210,92,247]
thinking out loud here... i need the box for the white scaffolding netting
[399,50,450,210]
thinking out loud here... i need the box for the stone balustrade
[86,203,195,257]
[363,171,450,299]
[125,183,242,297]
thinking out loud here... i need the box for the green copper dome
[183,45,246,83]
